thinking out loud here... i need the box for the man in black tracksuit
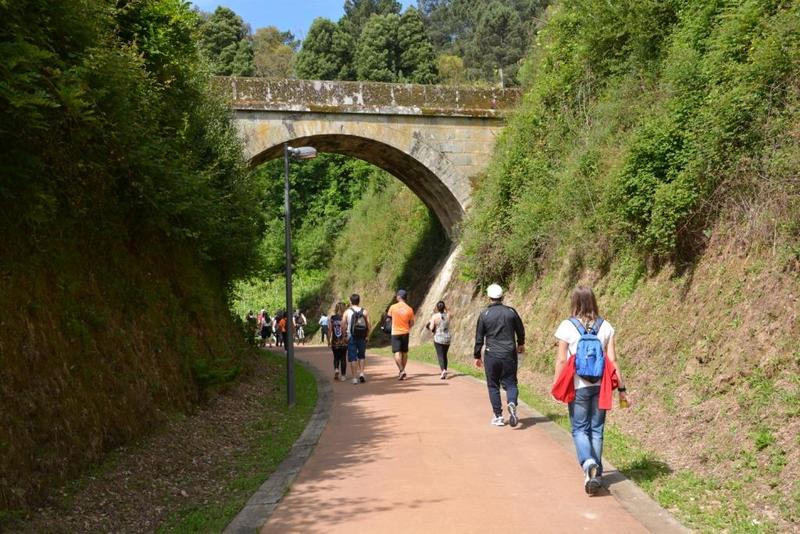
[474,284,525,427]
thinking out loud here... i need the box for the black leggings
[332,347,347,375]
[434,342,450,370]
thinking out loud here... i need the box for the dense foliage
[462,0,800,284]
[0,0,266,514]
[420,0,548,85]
[296,6,438,83]
[1,0,262,281]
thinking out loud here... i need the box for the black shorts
[391,334,409,353]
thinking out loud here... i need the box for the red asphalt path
[261,346,651,533]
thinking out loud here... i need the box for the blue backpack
[569,317,605,383]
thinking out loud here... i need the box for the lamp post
[283,143,317,407]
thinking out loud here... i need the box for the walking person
[551,286,629,495]
[388,289,415,380]
[259,310,272,348]
[427,300,451,380]
[327,303,347,381]
[319,312,329,344]
[342,293,370,384]
[473,284,525,427]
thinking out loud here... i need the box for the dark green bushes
[0,0,262,281]
[463,0,800,283]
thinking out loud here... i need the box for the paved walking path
[260,346,680,533]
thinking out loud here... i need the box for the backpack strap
[590,317,604,335]
[568,317,587,335]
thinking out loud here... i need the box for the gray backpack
[433,312,451,345]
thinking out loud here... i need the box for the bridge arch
[220,78,521,237]
[250,132,465,236]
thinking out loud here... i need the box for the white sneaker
[440,370,447,380]
[508,402,518,427]
[491,415,505,427]
[584,462,601,495]
[339,374,347,382]
[334,369,340,380]
[352,378,359,384]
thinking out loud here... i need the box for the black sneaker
[508,402,518,427]
[359,374,366,383]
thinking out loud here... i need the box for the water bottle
[619,397,629,409]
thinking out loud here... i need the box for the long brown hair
[570,286,599,323]
[334,301,346,316]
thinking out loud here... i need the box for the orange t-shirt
[278,318,287,333]
[388,302,415,335]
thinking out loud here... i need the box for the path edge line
[224,358,332,534]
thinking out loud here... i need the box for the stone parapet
[214,77,521,119]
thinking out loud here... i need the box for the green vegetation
[157,353,317,533]
[420,0,547,86]
[462,0,800,282]
[233,175,449,337]
[0,0,262,515]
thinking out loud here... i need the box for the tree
[466,2,527,86]
[253,26,296,78]
[197,6,253,75]
[398,8,438,84]
[295,18,354,80]
[419,0,546,86]
[342,0,401,38]
[354,14,400,82]
[437,53,465,85]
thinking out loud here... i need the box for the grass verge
[372,345,772,533]
[156,351,318,533]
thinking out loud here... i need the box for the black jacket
[474,302,525,359]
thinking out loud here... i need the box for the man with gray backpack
[342,293,370,384]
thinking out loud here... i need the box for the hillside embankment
[0,233,252,518]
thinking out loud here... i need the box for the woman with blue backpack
[551,286,630,495]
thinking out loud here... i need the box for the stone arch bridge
[216,77,521,236]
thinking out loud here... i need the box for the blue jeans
[568,385,606,475]
[347,337,366,362]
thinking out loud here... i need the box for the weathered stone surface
[219,77,520,235]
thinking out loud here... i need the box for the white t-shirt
[555,318,615,389]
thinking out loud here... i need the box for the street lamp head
[287,146,317,160]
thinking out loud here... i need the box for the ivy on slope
[462,0,800,284]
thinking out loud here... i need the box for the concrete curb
[456,371,690,534]
[224,358,332,534]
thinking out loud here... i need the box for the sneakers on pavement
[508,402,518,427]
[339,374,347,382]
[352,378,359,384]
[359,374,366,383]
[584,463,601,495]
[334,369,340,380]
[491,415,505,427]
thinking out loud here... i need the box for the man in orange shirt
[387,289,415,380]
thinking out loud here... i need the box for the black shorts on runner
[391,334,410,353]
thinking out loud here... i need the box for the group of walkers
[321,289,453,385]
[245,309,308,348]
[316,282,628,497]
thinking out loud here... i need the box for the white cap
[486,284,503,299]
